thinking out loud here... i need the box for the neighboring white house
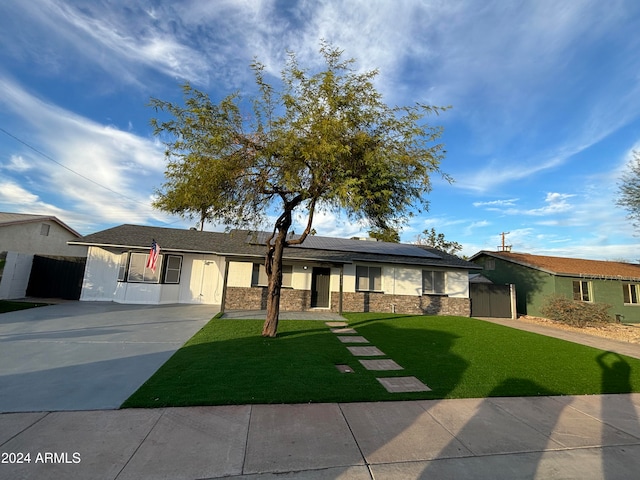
[71,224,480,316]
[0,212,87,299]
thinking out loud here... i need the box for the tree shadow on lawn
[124,315,640,409]
[122,318,470,407]
[349,315,640,398]
[121,317,640,479]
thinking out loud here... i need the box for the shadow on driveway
[0,302,217,413]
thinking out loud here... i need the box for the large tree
[151,88,244,231]
[150,43,450,337]
[618,150,640,230]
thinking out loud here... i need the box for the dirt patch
[519,315,640,344]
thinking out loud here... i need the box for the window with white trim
[572,280,591,302]
[623,283,640,305]
[252,263,292,287]
[164,255,182,284]
[128,252,161,283]
[423,270,446,294]
[356,266,382,291]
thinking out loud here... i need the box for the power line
[0,127,208,229]
[0,127,152,209]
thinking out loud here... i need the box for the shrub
[540,295,613,327]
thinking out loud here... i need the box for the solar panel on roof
[246,231,440,259]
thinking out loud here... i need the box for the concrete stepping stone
[359,359,404,371]
[325,321,348,327]
[330,327,357,334]
[347,346,385,356]
[337,336,369,344]
[377,376,432,393]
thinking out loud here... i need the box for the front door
[311,267,331,308]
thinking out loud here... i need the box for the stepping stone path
[331,327,357,334]
[377,377,432,393]
[346,346,386,356]
[358,359,404,371]
[324,321,432,393]
[337,336,369,344]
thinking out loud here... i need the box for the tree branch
[286,196,318,246]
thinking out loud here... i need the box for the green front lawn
[122,313,640,408]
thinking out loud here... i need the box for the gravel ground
[519,315,640,344]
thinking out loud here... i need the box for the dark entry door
[311,267,331,308]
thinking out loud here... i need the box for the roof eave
[4,216,82,238]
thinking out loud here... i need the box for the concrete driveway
[0,302,218,413]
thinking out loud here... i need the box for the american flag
[146,239,160,272]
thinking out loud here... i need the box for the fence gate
[26,255,87,300]
[470,283,513,318]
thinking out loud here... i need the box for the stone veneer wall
[225,286,311,311]
[225,286,470,317]
[335,292,470,317]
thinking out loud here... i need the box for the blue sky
[1,0,639,260]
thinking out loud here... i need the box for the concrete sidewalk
[1,394,640,479]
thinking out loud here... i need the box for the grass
[0,300,49,314]
[122,313,640,408]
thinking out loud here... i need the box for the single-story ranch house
[71,224,481,316]
[470,251,640,323]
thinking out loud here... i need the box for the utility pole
[498,232,512,252]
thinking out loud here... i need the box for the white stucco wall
[337,263,469,298]
[445,270,469,298]
[227,261,253,288]
[341,264,357,292]
[221,259,470,300]
[80,247,224,305]
[179,255,225,304]
[80,247,120,301]
[291,265,311,290]
[0,221,86,257]
[227,261,331,292]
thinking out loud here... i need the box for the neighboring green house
[469,251,640,323]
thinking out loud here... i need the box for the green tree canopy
[150,43,450,336]
[368,226,401,243]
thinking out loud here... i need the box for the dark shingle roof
[247,231,441,259]
[72,224,480,270]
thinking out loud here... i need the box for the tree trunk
[262,228,288,337]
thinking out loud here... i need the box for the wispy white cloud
[0,181,42,206]
[473,198,519,208]
[51,2,211,84]
[0,77,169,232]
[2,155,31,172]
[473,192,576,217]
[524,193,575,216]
